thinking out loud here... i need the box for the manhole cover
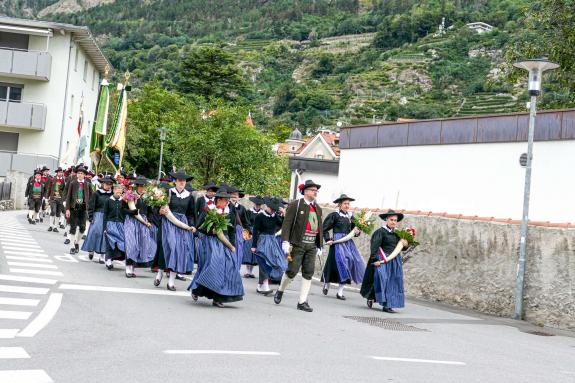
[344,316,428,332]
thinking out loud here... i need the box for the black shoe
[74,244,79,253]
[191,293,198,301]
[167,284,176,291]
[31,220,36,225]
[82,234,86,240]
[382,307,397,313]
[212,301,224,308]
[63,231,67,237]
[27,217,32,224]
[47,227,53,232]
[154,277,161,287]
[175,274,186,281]
[367,299,373,308]
[64,239,70,245]
[274,290,283,305]
[60,224,65,229]
[106,263,113,270]
[322,286,329,295]
[297,301,313,312]
[88,252,94,260]
[53,228,59,233]
[70,247,76,254]
[336,294,346,301]
[257,289,274,296]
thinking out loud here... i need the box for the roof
[277,130,340,157]
[0,16,113,74]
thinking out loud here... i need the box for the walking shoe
[64,238,70,245]
[47,227,53,232]
[27,217,32,224]
[82,234,86,240]
[88,252,94,260]
[191,293,198,301]
[74,244,79,253]
[297,301,313,312]
[69,247,76,255]
[336,294,346,301]
[273,290,283,304]
[53,228,59,233]
[98,257,105,265]
[366,299,373,308]
[167,284,176,291]
[322,286,329,295]
[106,263,113,270]
[382,307,397,313]
[257,288,274,296]
[31,220,36,225]
[60,224,65,229]
[175,274,186,281]
[212,301,224,308]
[153,277,161,287]
[63,232,67,237]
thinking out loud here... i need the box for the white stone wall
[338,141,575,223]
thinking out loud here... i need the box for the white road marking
[2,247,44,252]
[370,356,466,366]
[0,310,32,320]
[0,285,49,295]
[1,251,48,257]
[59,283,191,297]
[5,256,53,263]
[0,238,38,243]
[7,262,58,269]
[0,347,30,359]
[0,329,20,338]
[0,297,40,307]
[163,350,280,356]
[0,275,57,285]
[0,369,54,383]
[18,293,62,338]
[9,269,63,277]
[0,240,40,246]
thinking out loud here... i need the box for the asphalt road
[0,210,573,383]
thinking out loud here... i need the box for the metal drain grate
[344,316,429,332]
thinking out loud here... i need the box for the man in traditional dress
[46,167,66,233]
[25,170,44,224]
[65,165,92,254]
[274,180,323,312]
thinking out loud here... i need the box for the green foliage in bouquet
[199,209,231,233]
[352,210,376,235]
[141,182,169,208]
[395,228,419,247]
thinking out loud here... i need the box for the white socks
[278,274,292,292]
[261,279,270,291]
[247,265,254,274]
[168,272,176,287]
[28,210,34,220]
[126,265,134,274]
[337,284,345,296]
[99,254,105,263]
[299,278,312,304]
[105,259,112,267]
[155,270,163,282]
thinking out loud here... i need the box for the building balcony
[0,48,51,81]
[0,100,46,131]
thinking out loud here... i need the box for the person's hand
[251,247,256,253]
[316,248,322,257]
[326,240,334,246]
[188,226,197,233]
[373,261,381,266]
[282,241,290,255]
[401,239,409,248]
[159,206,168,215]
[146,222,152,229]
[65,210,70,219]
[354,228,361,235]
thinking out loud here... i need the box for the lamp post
[512,58,559,320]
[157,127,167,181]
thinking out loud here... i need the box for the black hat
[75,165,88,174]
[264,197,280,212]
[33,169,42,176]
[215,188,231,199]
[170,171,193,182]
[41,166,50,171]
[219,182,233,191]
[237,189,245,198]
[203,182,219,192]
[55,167,64,173]
[131,176,148,186]
[100,175,115,184]
[126,171,137,180]
[333,194,355,204]
[379,209,404,222]
[249,195,265,205]
[299,179,321,194]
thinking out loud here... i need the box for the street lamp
[512,58,559,320]
[157,126,167,181]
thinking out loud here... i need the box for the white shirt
[170,187,190,199]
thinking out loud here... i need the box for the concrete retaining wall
[7,170,30,209]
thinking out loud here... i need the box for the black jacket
[87,190,112,221]
[66,179,92,210]
[25,180,45,200]
[46,177,66,201]
[252,213,283,248]
[322,211,357,242]
[168,188,196,227]
[103,197,135,227]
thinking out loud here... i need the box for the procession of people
[23,164,413,313]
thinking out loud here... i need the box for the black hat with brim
[249,195,265,205]
[299,180,321,194]
[55,167,63,173]
[237,189,245,198]
[41,166,50,171]
[215,188,231,199]
[203,182,219,192]
[100,176,115,184]
[264,197,280,212]
[131,176,148,186]
[33,169,42,176]
[333,194,355,204]
[75,166,88,174]
[379,209,404,222]
[170,171,193,182]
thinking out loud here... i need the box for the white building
[0,16,112,177]
[337,109,575,223]
[467,22,494,34]
[279,128,341,203]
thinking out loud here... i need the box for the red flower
[297,183,304,191]
[406,227,416,237]
[203,206,209,211]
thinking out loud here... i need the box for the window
[83,59,88,82]
[0,132,18,152]
[74,47,79,71]
[0,83,23,102]
[0,32,29,50]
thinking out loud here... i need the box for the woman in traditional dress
[251,197,286,295]
[124,177,158,278]
[189,188,243,308]
[82,175,114,263]
[360,210,409,313]
[160,172,196,291]
[241,196,264,278]
[151,181,170,287]
[103,183,131,273]
[321,194,365,300]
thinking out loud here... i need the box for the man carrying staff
[274,180,323,312]
[65,165,92,254]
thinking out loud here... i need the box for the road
[0,210,573,383]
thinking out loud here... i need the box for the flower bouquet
[199,209,235,252]
[395,227,419,247]
[141,182,193,231]
[377,226,419,264]
[124,189,148,226]
[331,210,375,245]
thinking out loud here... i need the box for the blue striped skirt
[189,235,244,302]
[241,236,258,265]
[374,255,404,308]
[234,224,245,269]
[81,212,106,253]
[333,232,365,284]
[105,221,125,252]
[255,234,287,281]
[124,215,157,264]
[161,212,194,273]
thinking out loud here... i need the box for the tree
[178,46,250,100]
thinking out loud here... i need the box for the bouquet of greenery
[140,182,168,208]
[199,209,235,252]
[351,210,376,235]
[395,227,419,247]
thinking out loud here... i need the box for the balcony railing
[0,100,46,130]
[0,47,51,81]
